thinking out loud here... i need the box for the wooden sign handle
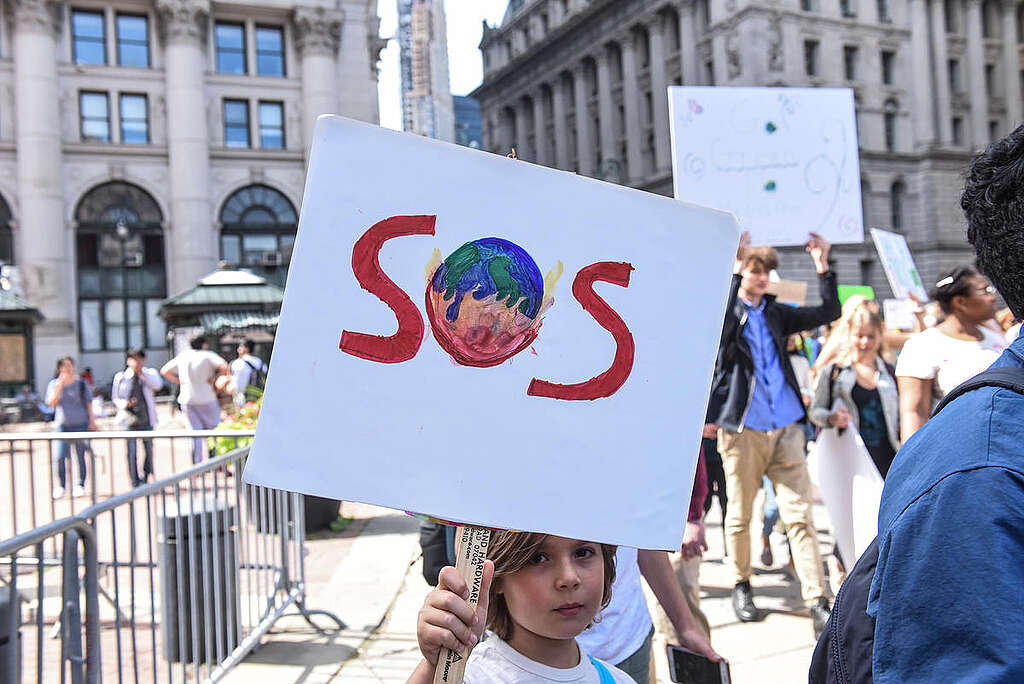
[432,526,491,684]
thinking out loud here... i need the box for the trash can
[158,498,240,664]
[0,590,19,684]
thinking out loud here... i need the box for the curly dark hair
[961,125,1024,319]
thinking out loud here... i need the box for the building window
[223,99,250,148]
[80,92,110,142]
[215,22,246,74]
[844,45,858,80]
[945,0,959,32]
[804,40,819,77]
[74,182,166,352]
[119,94,148,143]
[881,50,895,84]
[72,10,106,65]
[705,59,715,85]
[219,185,298,287]
[700,0,711,26]
[989,119,1000,140]
[985,63,996,95]
[981,0,995,38]
[258,101,284,148]
[952,116,964,145]
[0,196,12,265]
[949,58,961,92]
[890,180,905,231]
[116,14,149,67]
[877,0,891,22]
[801,0,815,11]
[840,0,856,18]
[255,25,285,76]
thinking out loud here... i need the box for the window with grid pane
[224,99,250,148]
[255,26,285,76]
[215,22,246,74]
[120,94,148,143]
[80,92,110,142]
[259,101,284,148]
[72,10,106,65]
[116,14,148,67]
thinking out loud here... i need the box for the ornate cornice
[9,0,61,36]
[293,6,344,57]
[156,0,210,45]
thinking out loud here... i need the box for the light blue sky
[376,1,509,130]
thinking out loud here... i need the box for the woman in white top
[896,267,1007,441]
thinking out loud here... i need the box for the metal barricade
[0,445,345,684]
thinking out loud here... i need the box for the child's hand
[416,561,494,666]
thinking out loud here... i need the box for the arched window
[0,194,12,264]
[75,182,166,352]
[890,180,906,232]
[219,184,297,287]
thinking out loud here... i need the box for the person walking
[230,339,266,406]
[161,336,228,463]
[45,357,96,498]
[709,230,841,636]
[895,266,1007,441]
[112,348,162,486]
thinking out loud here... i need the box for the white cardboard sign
[242,116,740,550]
[669,86,864,246]
[870,227,928,301]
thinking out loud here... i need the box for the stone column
[500,107,515,153]
[13,0,70,381]
[679,0,700,84]
[514,100,528,158]
[908,0,936,148]
[930,0,953,144]
[573,63,595,175]
[596,48,616,176]
[965,0,990,145]
[620,35,643,182]
[533,90,549,165]
[293,7,343,152]
[1002,0,1022,128]
[648,14,671,173]
[552,76,570,169]
[157,0,214,293]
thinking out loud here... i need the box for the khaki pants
[718,423,825,604]
[652,554,711,641]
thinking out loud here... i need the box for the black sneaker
[732,581,761,622]
[810,596,831,639]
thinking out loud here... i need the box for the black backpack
[809,365,1024,684]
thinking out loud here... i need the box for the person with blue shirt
[708,231,841,636]
[867,125,1024,682]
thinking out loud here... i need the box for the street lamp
[115,218,130,353]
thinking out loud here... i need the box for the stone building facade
[2,0,382,388]
[472,0,1020,301]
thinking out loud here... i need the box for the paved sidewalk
[224,493,837,684]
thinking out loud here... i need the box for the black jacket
[710,271,841,432]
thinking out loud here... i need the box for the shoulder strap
[587,655,617,684]
[932,366,1024,417]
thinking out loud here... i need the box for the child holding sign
[408,531,633,683]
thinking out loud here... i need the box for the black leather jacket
[710,271,841,432]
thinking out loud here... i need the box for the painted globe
[426,238,546,367]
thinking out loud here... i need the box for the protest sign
[669,86,863,246]
[812,428,884,566]
[766,279,807,306]
[883,298,918,331]
[838,285,875,306]
[242,116,741,551]
[870,228,928,301]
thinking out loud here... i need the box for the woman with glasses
[895,266,1007,440]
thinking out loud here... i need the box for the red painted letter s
[339,215,435,363]
[527,261,635,400]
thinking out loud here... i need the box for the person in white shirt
[230,339,266,406]
[112,348,163,486]
[896,267,1007,440]
[161,336,228,463]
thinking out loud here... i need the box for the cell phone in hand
[666,644,730,684]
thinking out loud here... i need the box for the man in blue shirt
[709,231,841,635]
[868,126,1024,682]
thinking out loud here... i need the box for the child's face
[500,536,605,645]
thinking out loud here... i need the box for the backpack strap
[587,655,617,684]
[932,366,1024,417]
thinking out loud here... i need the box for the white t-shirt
[465,634,632,684]
[574,547,652,664]
[230,354,266,393]
[895,326,1008,397]
[165,349,226,406]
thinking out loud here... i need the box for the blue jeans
[56,422,89,488]
[762,475,779,537]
